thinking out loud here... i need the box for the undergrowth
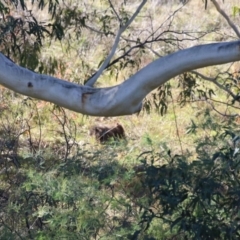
[0,0,240,239]
[0,88,240,239]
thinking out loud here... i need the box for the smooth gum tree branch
[85,0,147,87]
[0,40,240,116]
[211,0,240,38]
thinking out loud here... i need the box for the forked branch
[85,0,147,87]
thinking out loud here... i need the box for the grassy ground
[1,2,240,238]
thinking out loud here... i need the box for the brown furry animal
[89,123,126,143]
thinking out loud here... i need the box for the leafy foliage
[0,97,240,239]
[232,6,240,17]
[1,0,240,239]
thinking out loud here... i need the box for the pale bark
[0,40,240,116]
[86,0,147,87]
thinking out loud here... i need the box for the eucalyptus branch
[108,0,121,23]
[205,97,240,110]
[84,23,106,35]
[191,70,237,99]
[85,0,147,87]
[85,28,122,86]
[211,0,240,38]
[207,99,239,118]
[86,3,211,84]
[1,41,240,116]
